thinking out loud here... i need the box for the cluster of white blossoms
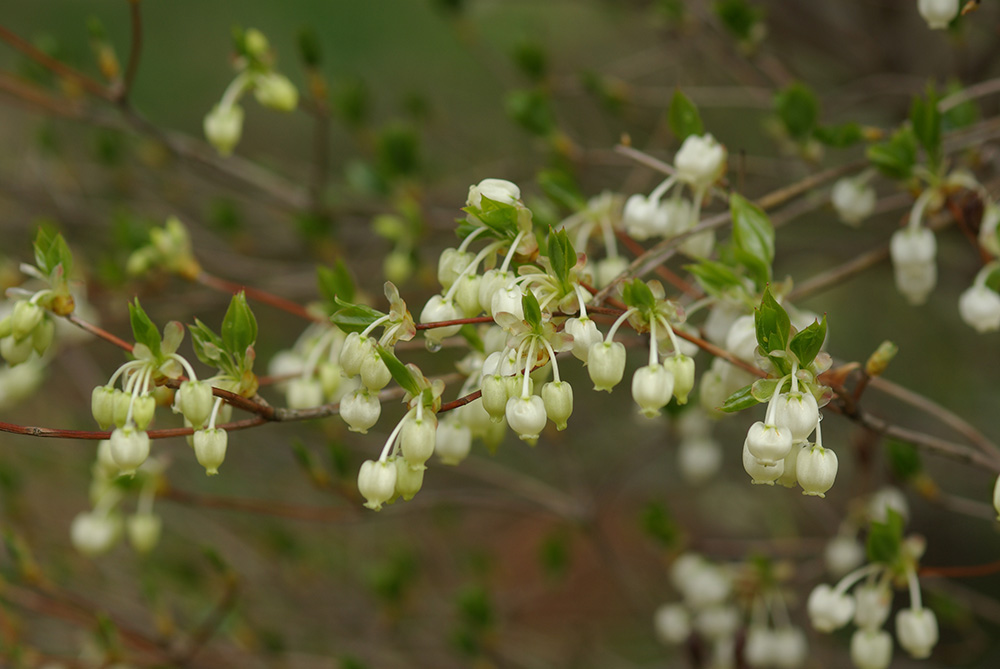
[622,133,727,258]
[203,28,299,156]
[655,554,808,669]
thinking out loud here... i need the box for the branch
[0,24,113,101]
[117,0,144,103]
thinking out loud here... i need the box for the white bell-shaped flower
[595,256,629,288]
[360,350,392,391]
[894,261,937,305]
[541,381,573,430]
[632,364,674,417]
[92,385,116,430]
[176,380,214,427]
[623,194,669,240]
[204,103,244,156]
[588,341,626,392]
[850,628,893,669]
[505,395,547,441]
[480,374,509,422]
[891,226,937,265]
[959,284,1000,333]
[357,459,397,511]
[437,247,472,289]
[745,421,794,465]
[662,354,695,404]
[895,607,939,659]
[744,627,778,668]
[807,584,855,633]
[339,332,373,378]
[675,134,727,191]
[796,444,838,497]
[420,295,463,341]
[193,427,228,475]
[71,511,121,556]
[340,389,381,434]
[653,603,691,645]
[831,177,876,226]
[770,626,808,669]
[394,457,424,501]
[455,274,483,317]
[467,178,520,208]
[400,413,438,469]
[825,535,865,577]
[693,605,739,640]
[853,583,892,631]
[918,0,959,29]
[743,439,784,485]
[869,486,909,523]
[773,392,819,441]
[491,283,525,321]
[725,314,758,361]
[126,512,162,554]
[435,418,472,465]
[678,436,722,484]
[479,269,512,316]
[287,377,324,410]
[109,426,150,476]
[564,317,603,362]
[253,72,299,111]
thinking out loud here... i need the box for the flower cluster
[203,27,299,155]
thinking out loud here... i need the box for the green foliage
[668,89,704,141]
[297,28,322,67]
[129,299,162,358]
[546,227,576,293]
[330,298,385,334]
[317,260,356,305]
[942,80,979,131]
[461,195,521,241]
[729,193,774,288]
[505,88,555,136]
[887,439,923,481]
[621,279,656,311]
[721,383,760,412]
[774,82,819,141]
[714,0,763,41]
[750,377,782,402]
[538,529,572,579]
[33,226,73,279]
[376,345,422,397]
[640,501,679,548]
[789,315,827,368]
[754,286,791,360]
[521,290,543,330]
[910,85,942,169]
[867,126,917,180]
[333,76,370,128]
[814,122,863,148]
[512,39,547,81]
[376,123,420,179]
[866,508,904,566]
[537,168,585,210]
[685,259,748,298]
[221,291,257,357]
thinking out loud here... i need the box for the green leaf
[887,440,923,481]
[909,85,941,167]
[546,227,576,291]
[376,345,422,398]
[33,226,73,278]
[942,80,979,132]
[813,122,863,148]
[221,291,257,357]
[789,314,827,367]
[462,196,519,240]
[317,260,355,304]
[331,299,385,335]
[521,291,542,330]
[714,0,762,41]
[668,89,704,141]
[866,508,904,566]
[750,377,781,402]
[621,279,656,311]
[730,193,774,287]
[774,83,819,141]
[720,383,760,412]
[189,319,225,367]
[754,286,790,355]
[685,260,747,298]
[128,299,161,358]
[505,88,555,136]
[511,39,547,82]
[867,126,917,180]
[639,501,679,548]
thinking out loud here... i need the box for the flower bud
[287,377,324,410]
[193,428,228,475]
[132,393,156,430]
[831,177,876,226]
[92,385,116,429]
[891,227,936,266]
[394,456,424,501]
[777,441,803,488]
[203,103,244,156]
[435,418,473,465]
[339,332,372,378]
[437,248,472,290]
[505,395,547,441]
[679,229,715,259]
[112,389,131,428]
[743,440,784,485]
[479,269,512,316]
[420,295,462,342]
[541,381,573,430]
[564,317,602,362]
[631,364,674,417]
[454,274,483,317]
[588,341,626,392]
[71,511,121,556]
[481,374,509,422]
[31,317,55,355]
[796,444,838,497]
[653,603,691,645]
[358,459,397,511]
[318,361,343,399]
[694,605,739,640]
[675,134,727,191]
[895,607,939,659]
[400,413,438,469]
[745,421,793,465]
[772,392,819,441]
[126,512,162,553]
[1,334,34,365]
[360,351,392,391]
[253,72,298,111]
[894,261,937,305]
[918,0,959,29]
[744,627,777,668]
[176,380,213,427]
[109,426,150,476]
[959,284,1000,333]
[662,354,695,404]
[340,389,381,434]
[807,584,855,633]
[467,178,520,208]
[853,583,892,631]
[11,301,43,341]
[869,486,909,523]
[850,628,893,669]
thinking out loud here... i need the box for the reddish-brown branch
[415,315,495,330]
[118,0,143,103]
[66,314,133,353]
[195,271,322,322]
[0,24,113,101]
[921,559,1000,579]
[615,229,701,298]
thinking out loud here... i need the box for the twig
[195,271,322,323]
[0,24,113,101]
[66,313,134,353]
[118,0,144,103]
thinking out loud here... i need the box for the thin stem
[499,231,527,274]
[605,308,637,342]
[0,24,113,101]
[66,314,134,353]
[119,0,143,103]
[195,271,321,322]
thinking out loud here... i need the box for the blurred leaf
[546,227,576,292]
[538,168,585,210]
[505,88,555,136]
[376,123,420,179]
[521,290,542,329]
[512,39,547,81]
[729,193,774,287]
[640,501,679,548]
[685,260,746,298]
[774,82,819,141]
[317,260,355,304]
[376,345,422,397]
[754,286,790,356]
[669,89,704,141]
[33,226,73,278]
[621,279,656,311]
[909,85,942,167]
[331,300,384,335]
[297,28,322,67]
[867,126,917,180]
[814,122,863,148]
[538,530,571,579]
[866,508,904,566]
[714,0,762,41]
[942,80,979,132]
[333,76,370,128]
[887,439,923,481]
